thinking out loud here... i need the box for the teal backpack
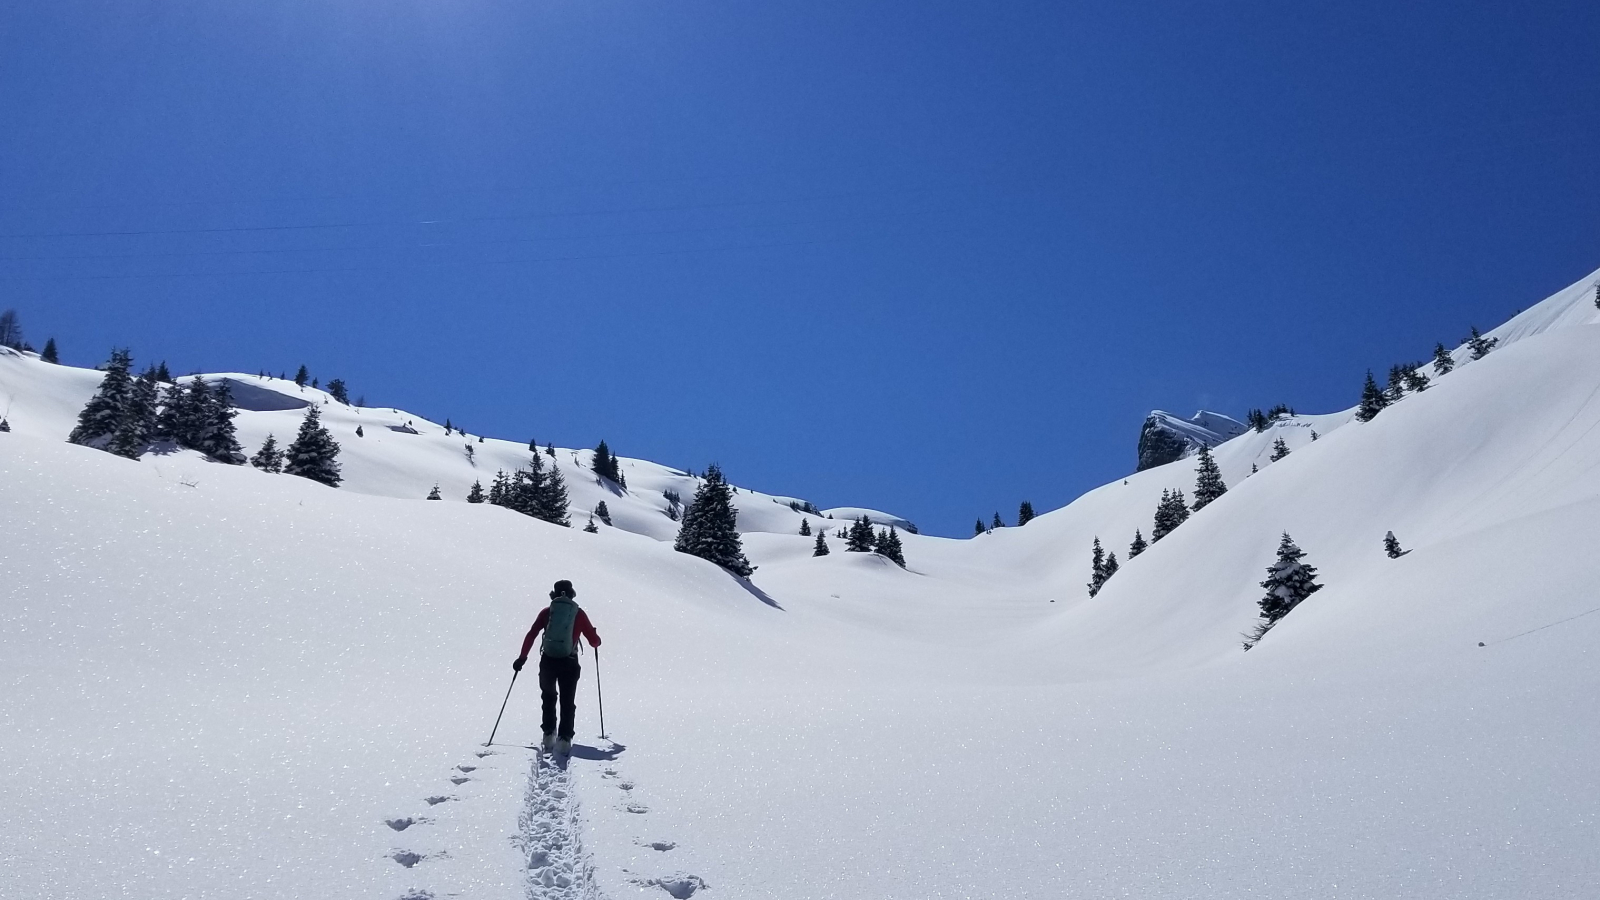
[541,595,581,658]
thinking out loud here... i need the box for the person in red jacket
[514,579,601,754]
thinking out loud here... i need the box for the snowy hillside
[3,265,1598,899]
[0,357,874,542]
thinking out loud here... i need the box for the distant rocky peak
[1137,409,1246,471]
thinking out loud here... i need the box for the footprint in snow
[624,802,649,814]
[397,890,434,900]
[475,750,497,759]
[391,850,424,868]
[385,816,424,832]
[450,776,472,785]
[618,781,635,791]
[456,764,476,773]
[647,840,676,852]
[631,873,707,899]
[424,796,454,806]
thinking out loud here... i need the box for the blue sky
[4,0,1598,535]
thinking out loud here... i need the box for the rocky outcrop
[1137,410,1246,471]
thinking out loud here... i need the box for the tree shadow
[733,575,784,610]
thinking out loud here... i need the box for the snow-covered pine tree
[251,435,284,473]
[813,531,830,556]
[283,405,342,487]
[534,454,572,527]
[592,440,618,482]
[583,516,599,533]
[1087,538,1107,597]
[1129,529,1147,558]
[1192,445,1227,510]
[1246,409,1269,432]
[68,349,135,448]
[326,379,349,404]
[1466,326,1498,360]
[1017,501,1036,526]
[1102,550,1119,583]
[107,368,160,459]
[1251,462,1258,473]
[41,338,59,364]
[0,417,9,432]
[594,500,612,526]
[294,365,309,388]
[487,470,509,506]
[1245,532,1323,648]
[1384,365,1407,404]
[799,519,811,536]
[1401,364,1430,393]
[672,464,753,576]
[426,484,442,500]
[1151,489,1189,542]
[1383,531,1404,558]
[1270,436,1290,461]
[466,480,485,503]
[877,526,906,568]
[1355,370,1388,422]
[195,380,244,463]
[846,516,876,552]
[1432,342,1454,375]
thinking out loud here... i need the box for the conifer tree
[1385,365,1407,404]
[251,434,284,473]
[583,516,600,533]
[1270,436,1291,461]
[1466,326,1498,360]
[154,362,172,383]
[466,480,486,503]
[672,464,753,576]
[294,365,309,388]
[545,443,555,457]
[69,349,135,448]
[876,526,907,567]
[488,470,509,506]
[812,531,830,556]
[799,519,811,536]
[41,338,59,364]
[1129,529,1147,558]
[1245,532,1323,648]
[326,379,349,404]
[0,309,21,350]
[107,368,160,459]
[974,519,985,536]
[1432,342,1455,375]
[1401,364,1430,393]
[1246,409,1269,432]
[1355,370,1388,422]
[426,484,442,500]
[284,405,342,487]
[1151,489,1189,542]
[357,425,365,437]
[0,417,9,432]
[846,515,876,552]
[1192,445,1227,510]
[196,380,244,463]
[534,454,572,526]
[1102,550,1119,583]
[1017,500,1036,526]
[594,501,612,526]
[529,438,539,452]
[1383,531,1404,558]
[1087,538,1107,597]
[1251,463,1258,473]
[992,512,1004,530]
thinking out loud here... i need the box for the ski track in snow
[522,751,605,900]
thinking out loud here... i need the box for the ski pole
[486,669,518,746]
[595,648,607,740]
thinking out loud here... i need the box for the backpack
[541,596,581,658]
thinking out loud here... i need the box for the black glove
[512,657,526,672]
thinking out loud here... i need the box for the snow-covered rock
[1136,408,1247,470]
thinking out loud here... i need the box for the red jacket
[519,606,601,659]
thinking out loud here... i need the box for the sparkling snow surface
[2,268,1598,899]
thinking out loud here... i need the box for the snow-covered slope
[3,265,1599,899]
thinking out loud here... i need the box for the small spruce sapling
[1383,531,1405,558]
[466,480,486,503]
[1087,538,1107,597]
[812,531,830,556]
[426,484,442,500]
[1355,370,1387,422]
[41,338,59,364]
[1017,501,1036,526]
[595,501,612,526]
[583,517,600,534]
[1244,532,1322,649]
[1270,437,1291,461]
[1191,445,1227,510]
[251,435,285,472]
[1432,343,1455,375]
[799,519,811,537]
[294,365,309,388]
[992,512,1004,530]
[974,519,985,537]
[1466,326,1498,360]
[1129,529,1147,558]
[326,379,349,404]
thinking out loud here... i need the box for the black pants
[538,654,582,739]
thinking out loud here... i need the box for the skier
[513,580,602,755]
